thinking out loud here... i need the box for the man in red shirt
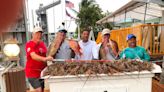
[25,27,53,92]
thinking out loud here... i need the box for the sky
[69,0,131,12]
[96,0,131,12]
[27,0,131,32]
[65,0,131,32]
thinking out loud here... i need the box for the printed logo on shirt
[39,48,43,54]
[27,48,31,52]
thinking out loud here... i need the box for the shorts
[28,78,44,89]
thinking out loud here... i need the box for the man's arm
[92,41,99,60]
[30,52,53,62]
[142,48,150,61]
[99,45,107,60]
[111,40,119,57]
[112,40,119,52]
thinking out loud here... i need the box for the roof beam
[144,3,148,23]
[132,10,160,17]
[134,0,164,6]
[97,0,164,24]
[96,1,145,24]
[36,0,61,15]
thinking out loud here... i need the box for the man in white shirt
[78,28,98,60]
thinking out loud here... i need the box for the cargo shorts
[28,78,44,89]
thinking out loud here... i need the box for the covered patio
[96,0,164,27]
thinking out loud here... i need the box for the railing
[96,24,164,56]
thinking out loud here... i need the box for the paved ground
[26,89,49,92]
[152,79,164,92]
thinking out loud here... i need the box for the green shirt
[120,46,150,61]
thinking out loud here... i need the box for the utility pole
[23,0,30,41]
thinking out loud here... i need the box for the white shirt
[78,40,98,60]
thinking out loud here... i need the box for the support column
[161,10,164,24]
[124,9,127,28]
[160,10,164,57]
[143,3,148,24]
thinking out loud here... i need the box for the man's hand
[44,56,53,62]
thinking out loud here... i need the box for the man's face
[81,31,89,42]
[102,34,110,42]
[128,37,137,48]
[33,31,42,42]
[59,32,66,40]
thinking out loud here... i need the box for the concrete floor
[152,79,164,92]
[26,89,49,92]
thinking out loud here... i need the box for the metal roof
[96,0,164,24]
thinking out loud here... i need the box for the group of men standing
[47,27,120,61]
[46,27,119,61]
[25,27,151,92]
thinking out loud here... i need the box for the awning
[96,0,164,24]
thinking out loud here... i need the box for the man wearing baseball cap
[25,27,53,92]
[99,28,119,60]
[47,28,76,59]
[120,34,150,61]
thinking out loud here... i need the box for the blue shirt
[120,46,150,61]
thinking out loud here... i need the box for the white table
[43,64,162,92]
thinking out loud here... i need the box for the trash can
[0,66,5,92]
[4,67,26,92]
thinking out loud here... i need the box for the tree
[101,11,113,30]
[76,0,103,31]
[75,0,114,39]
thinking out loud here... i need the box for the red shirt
[25,41,47,78]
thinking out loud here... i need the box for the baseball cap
[33,27,43,33]
[102,28,111,36]
[126,34,136,41]
[58,28,67,33]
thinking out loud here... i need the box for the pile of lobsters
[43,59,154,76]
